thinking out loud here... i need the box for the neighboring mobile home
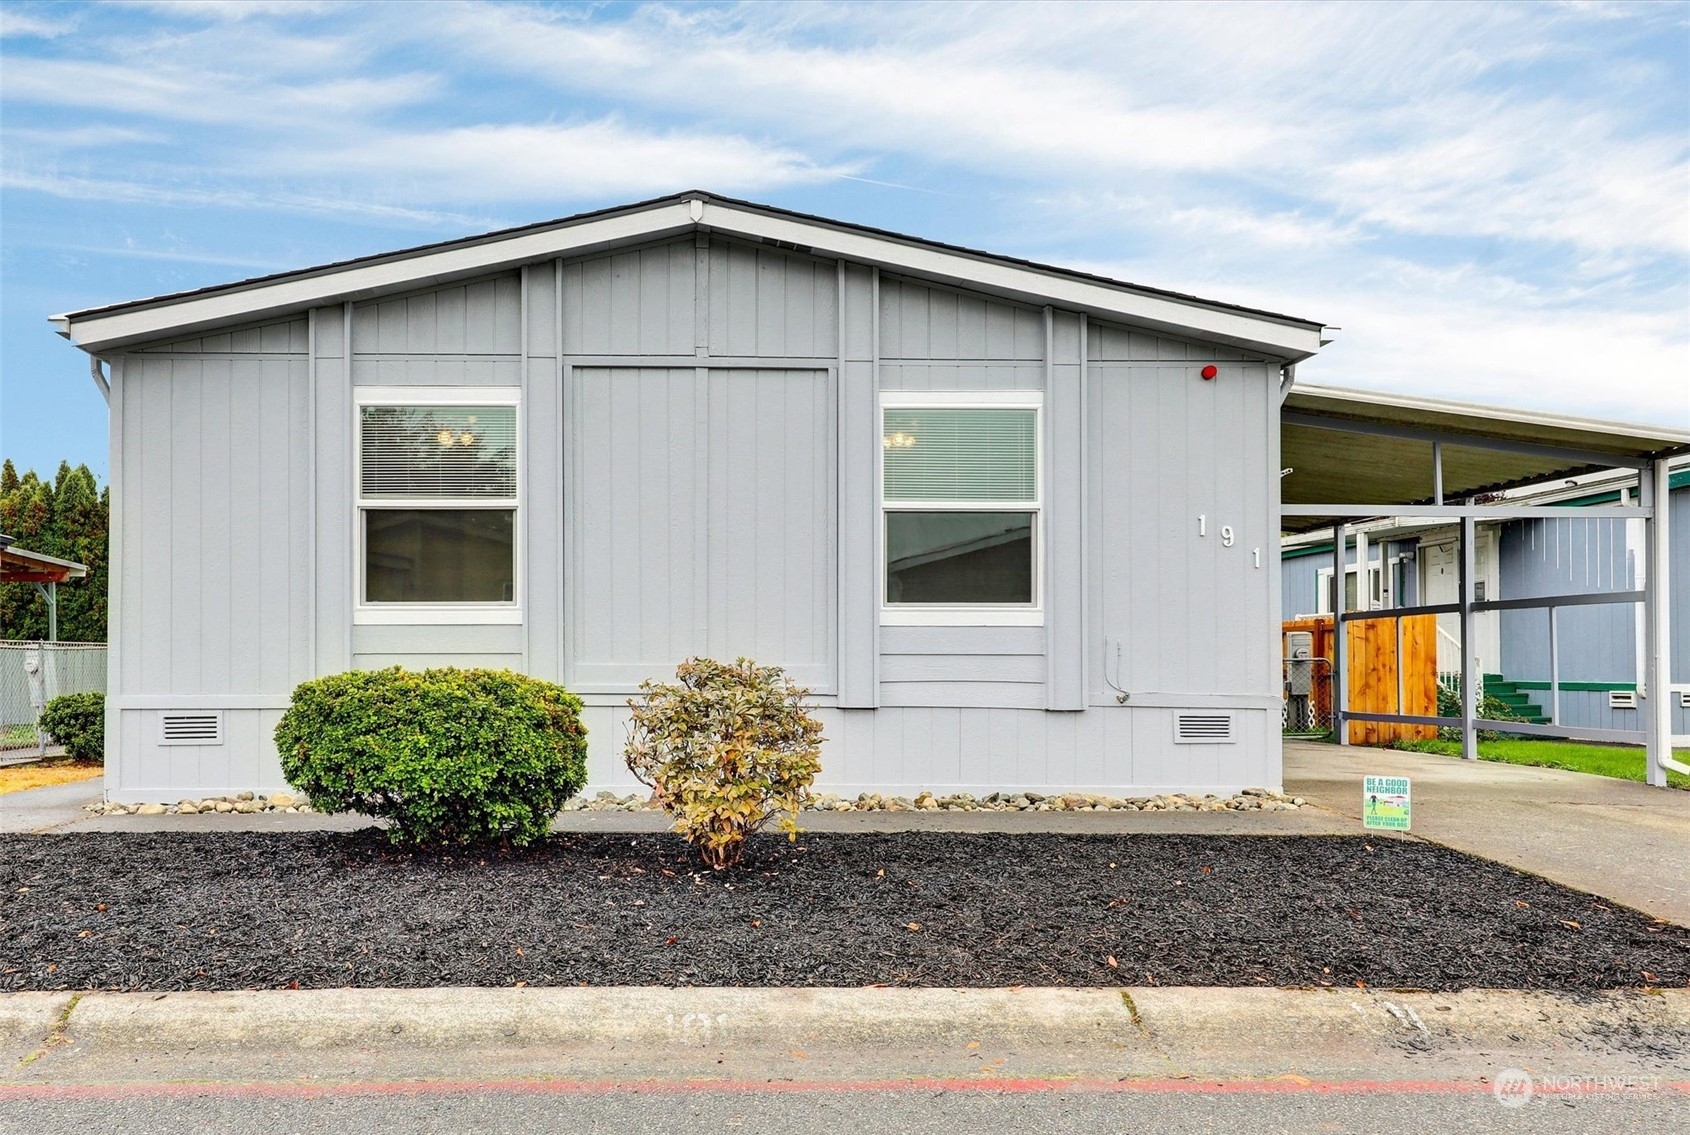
[58,192,1334,801]
[1280,463,1690,737]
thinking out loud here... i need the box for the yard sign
[1362,776,1411,831]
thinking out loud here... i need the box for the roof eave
[55,194,1325,360]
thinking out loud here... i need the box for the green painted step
[1483,676,1550,725]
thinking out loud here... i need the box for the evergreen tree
[0,462,108,641]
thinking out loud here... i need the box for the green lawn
[1387,737,1690,789]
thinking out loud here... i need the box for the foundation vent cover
[158,712,224,746]
[1608,691,1638,710]
[1173,712,1236,744]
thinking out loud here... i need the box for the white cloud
[413,1,1686,260]
[282,119,854,200]
[0,169,490,227]
[124,1,337,21]
[0,8,79,39]
[0,54,435,126]
[0,0,1682,428]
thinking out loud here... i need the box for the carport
[0,535,88,642]
[1279,383,1690,785]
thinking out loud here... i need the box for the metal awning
[1281,384,1690,533]
[0,541,88,584]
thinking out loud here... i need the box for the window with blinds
[359,405,517,500]
[356,395,518,611]
[881,399,1040,619]
[882,408,1037,502]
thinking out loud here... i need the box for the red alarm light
[1201,365,1218,380]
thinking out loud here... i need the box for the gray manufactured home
[55,192,1327,802]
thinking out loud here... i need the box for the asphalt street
[5,1081,1683,1135]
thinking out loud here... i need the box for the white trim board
[56,197,1323,360]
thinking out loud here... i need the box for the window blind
[360,405,517,500]
[883,407,1037,502]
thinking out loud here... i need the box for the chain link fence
[1282,656,1334,736]
[0,641,107,755]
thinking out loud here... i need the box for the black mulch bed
[3,832,1687,993]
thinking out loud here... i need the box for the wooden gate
[1283,615,1437,744]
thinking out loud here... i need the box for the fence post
[1333,524,1348,747]
[1460,515,1479,761]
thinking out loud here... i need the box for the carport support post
[1333,524,1347,746]
[1459,515,1479,761]
[31,581,58,642]
[1643,459,1670,787]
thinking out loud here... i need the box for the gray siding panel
[575,705,1276,795]
[879,277,1042,360]
[707,241,838,359]
[878,362,1044,391]
[1045,311,1086,709]
[312,305,353,674]
[135,317,308,355]
[836,263,879,706]
[569,366,835,691]
[352,275,521,356]
[524,262,564,682]
[704,369,836,681]
[1089,323,1258,362]
[352,625,523,655]
[119,354,311,696]
[563,242,695,356]
[1089,349,1277,701]
[350,357,523,386]
[880,626,1044,655]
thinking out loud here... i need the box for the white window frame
[1317,562,1382,615]
[879,390,1044,627]
[353,386,522,626]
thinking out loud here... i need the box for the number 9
[1220,525,1235,547]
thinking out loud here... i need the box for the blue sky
[3,0,1686,484]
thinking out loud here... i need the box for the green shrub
[38,691,104,763]
[274,668,587,847]
[625,657,824,870]
[1436,681,1523,741]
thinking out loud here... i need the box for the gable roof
[51,190,1325,360]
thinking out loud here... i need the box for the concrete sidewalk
[0,781,102,833]
[1286,742,1690,925]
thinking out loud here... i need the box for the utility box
[1285,631,1314,696]
[1284,630,1316,733]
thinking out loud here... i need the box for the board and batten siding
[1087,325,1278,703]
[108,329,313,797]
[565,366,835,692]
[573,703,1277,796]
[102,232,1293,799]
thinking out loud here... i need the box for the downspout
[89,356,111,405]
[1278,362,1297,401]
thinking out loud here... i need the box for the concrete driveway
[1286,741,1690,926]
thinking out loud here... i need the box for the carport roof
[1280,384,1690,533]
[0,541,89,584]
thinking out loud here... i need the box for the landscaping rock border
[85,792,312,817]
[85,787,1309,817]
